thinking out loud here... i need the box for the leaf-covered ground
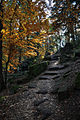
[0,84,80,120]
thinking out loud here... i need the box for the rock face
[50,43,74,63]
[60,43,74,63]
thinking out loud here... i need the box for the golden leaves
[2,0,50,70]
[1,29,5,34]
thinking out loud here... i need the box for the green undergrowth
[6,61,49,95]
[10,85,22,94]
[0,96,7,103]
[8,61,49,84]
[28,61,49,80]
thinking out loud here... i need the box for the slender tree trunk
[18,22,22,71]
[19,48,22,63]
[5,53,10,85]
[5,62,9,85]
[0,1,5,91]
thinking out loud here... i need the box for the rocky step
[57,67,71,75]
[63,72,71,78]
[49,64,69,71]
[39,75,60,80]
[50,60,57,63]
[51,54,60,60]
[75,59,80,64]
[39,75,52,80]
[52,75,60,80]
[49,65,65,71]
[51,56,59,60]
[47,67,71,75]
[43,71,58,75]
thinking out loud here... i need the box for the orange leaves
[24,50,37,57]
[1,29,5,34]
[2,0,50,70]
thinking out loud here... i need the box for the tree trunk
[5,62,9,86]
[0,1,5,91]
[19,48,22,63]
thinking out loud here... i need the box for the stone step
[39,74,60,80]
[43,71,58,76]
[52,75,60,80]
[63,72,71,78]
[51,54,60,60]
[51,56,59,60]
[75,59,80,64]
[49,65,65,71]
[39,75,52,80]
[49,63,69,71]
[58,67,71,74]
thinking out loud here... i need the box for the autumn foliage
[1,0,50,71]
[0,0,51,89]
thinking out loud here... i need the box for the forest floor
[0,60,80,120]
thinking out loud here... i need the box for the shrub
[10,85,22,94]
[43,55,51,61]
[28,61,49,79]
[0,96,6,103]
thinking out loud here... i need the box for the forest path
[0,59,80,120]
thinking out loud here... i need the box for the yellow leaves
[5,18,10,22]
[22,23,27,31]
[5,54,8,58]
[4,29,9,35]
[15,32,18,36]
[24,51,37,57]
[9,63,17,70]
[1,29,5,34]
[2,0,50,69]
[9,63,14,67]
[28,52,37,56]
[15,24,19,28]
[33,38,42,44]
[40,30,46,35]
[33,38,39,43]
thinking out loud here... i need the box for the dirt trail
[0,60,80,120]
